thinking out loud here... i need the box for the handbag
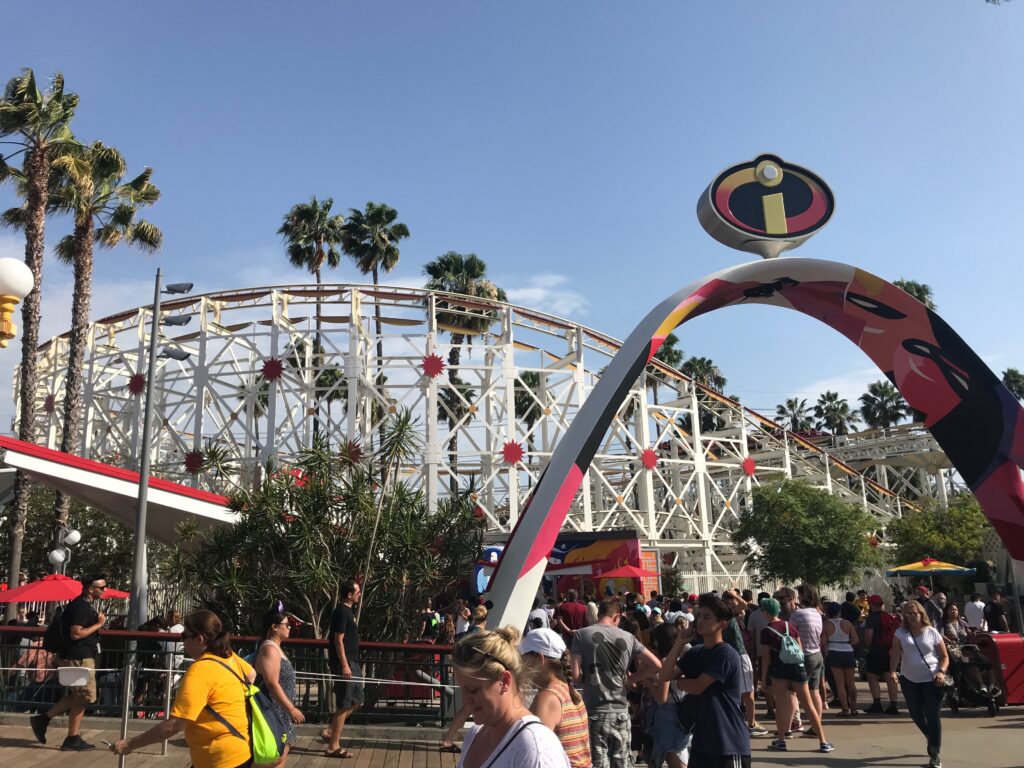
[909,629,953,688]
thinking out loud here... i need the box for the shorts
[332,661,364,711]
[804,651,824,689]
[828,649,856,669]
[865,647,891,676]
[738,654,754,695]
[769,659,808,684]
[687,752,752,768]
[589,711,633,768]
[58,658,97,704]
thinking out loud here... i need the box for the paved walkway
[1,702,1021,767]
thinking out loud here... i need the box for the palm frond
[0,205,28,231]
[54,234,76,264]
[126,219,162,252]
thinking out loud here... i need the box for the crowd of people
[2,574,1017,768]
[440,582,1016,768]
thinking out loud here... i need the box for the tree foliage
[776,397,813,431]
[859,379,908,430]
[731,480,883,587]
[886,494,992,566]
[893,277,937,310]
[813,390,861,435]
[1001,368,1024,401]
[166,410,484,640]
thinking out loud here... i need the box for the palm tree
[1002,368,1024,401]
[278,197,345,436]
[894,278,937,310]
[813,390,861,435]
[681,356,727,391]
[776,397,813,431]
[647,333,683,405]
[859,380,909,431]
[341,202,410,388]
[45,142,161,526]
[0,69,78,604]
[423,252,505,488]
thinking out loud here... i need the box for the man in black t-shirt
[985,589,1011,633]
[30,574,107,751]
[321,579,362,758]
[660,593,752,768]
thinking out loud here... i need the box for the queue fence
[0,626,457,728]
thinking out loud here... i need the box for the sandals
[326,748,354,758]
[439,744,462,753]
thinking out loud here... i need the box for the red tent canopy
[600,564,660,579]
[0,573,82,603]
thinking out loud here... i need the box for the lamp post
[128,269,192,629]
[0,257,35,348]
[48,526,82,575]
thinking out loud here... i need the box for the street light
[48,526,82,574]
[0,257,35,348]
[128,269,192,629]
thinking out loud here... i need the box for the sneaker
[29,713,48,744]
[748,724,770,736]
[820,742,835,753]
[768,739,788,751]
[765,707,775,719]
[885,703,900,715]
[863,702,884,714]
[928,757,942,768]
[60,736,96,752]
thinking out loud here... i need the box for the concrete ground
[1,692,1020,767]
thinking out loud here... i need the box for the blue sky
[2,1,1022,423]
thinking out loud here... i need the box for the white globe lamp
[63,529,82,546]
[0,257,34,348]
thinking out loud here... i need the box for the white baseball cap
[519,628,567,659]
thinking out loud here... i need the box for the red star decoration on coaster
[262,357,284,382]
[422,353,445,378]
[502,440,525,464]
[184,450,204,475]
[43,394,55,414]
[128,373,146,396]
[742,457,756,477]
[640,448,658,470]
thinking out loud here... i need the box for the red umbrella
[600,564,661,579]
[100,588,130,599]
[0,573,82,603]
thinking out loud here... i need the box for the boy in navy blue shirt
[658,593,751,768]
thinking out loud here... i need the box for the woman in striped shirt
[522,629,592,768]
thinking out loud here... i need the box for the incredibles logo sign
[697,154,835,259]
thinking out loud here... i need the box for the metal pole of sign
[117,650,135,768]
[161,649,174,755]
[129,268,162,631]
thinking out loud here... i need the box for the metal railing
[0,626,456,726]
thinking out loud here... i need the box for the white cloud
[504,273,588,319]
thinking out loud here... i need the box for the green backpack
[197,657,289,765]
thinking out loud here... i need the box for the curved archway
[486,257,1024,627]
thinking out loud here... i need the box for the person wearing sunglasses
[453,627,569,768]
[110,610,257,768]
[30,573,107,751]
[254,606,305,767]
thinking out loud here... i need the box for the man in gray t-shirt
[572,598,661,768]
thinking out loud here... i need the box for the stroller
[946,643,1002,716]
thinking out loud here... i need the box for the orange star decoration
[422,353,445,378]
[742,457,756,477]
[502,440,525,464]
[640,448,658,470]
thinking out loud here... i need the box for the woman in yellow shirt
[110,610,256,768]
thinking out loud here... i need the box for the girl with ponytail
[520,628,591,768]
